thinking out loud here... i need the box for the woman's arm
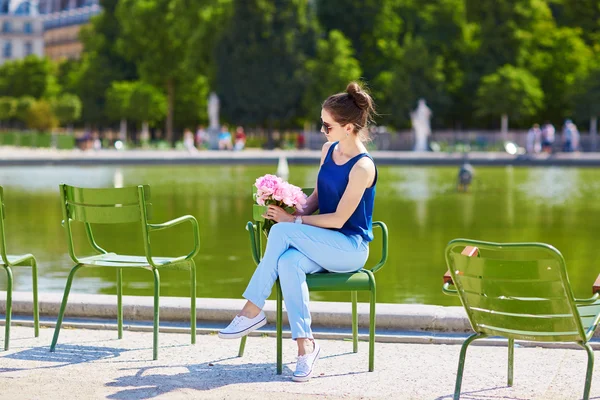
[266,156,376,229]
[295,142,331,216]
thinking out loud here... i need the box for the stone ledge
[0,291,472,333]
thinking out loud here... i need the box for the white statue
[411,99,432,152]
[208,92,220,130]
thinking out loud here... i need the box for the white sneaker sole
[218,316,267,339]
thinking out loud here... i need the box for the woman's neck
[336,137,365,158]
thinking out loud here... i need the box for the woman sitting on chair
[219,82,378,382]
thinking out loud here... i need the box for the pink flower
[254,174,307,213]
[255,174,282,197]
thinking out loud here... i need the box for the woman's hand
[263,205,294,223]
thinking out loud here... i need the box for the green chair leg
[352,291,358,353]
[117,268,123,339]
[276,280,283,375]
[50,264,83,352]
[580,342,594,400]
[238,336,247,357]
[31,258,39,337]
[190,261,196,345]
[3,266,13,351]
[153,268,160,361]
[369,279,376,372]
[454,333,484,400]
[508,338,514,386]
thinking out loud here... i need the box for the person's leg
[277,249,323,351]
[222,222,367,339]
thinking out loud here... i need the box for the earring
[346,132,349,137]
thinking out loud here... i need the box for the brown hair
[322,82,377,142]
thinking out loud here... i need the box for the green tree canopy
[476,65,544,123]
[116,0,232,142]
[71,0,139,125]
[15,96,36,124]
[26,100,58,132]
[0,97,16,122]
[128,82,167,126]
[52,94,82,127]
[0,56,60,99]
[215,0,318,130]
[105,81,134,121]
[302,30,362,122]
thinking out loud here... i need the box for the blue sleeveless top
[317,142,377,242]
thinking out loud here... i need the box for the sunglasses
[321,119,342,135]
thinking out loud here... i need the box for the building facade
[0,1,44,65]
[39,0,100,60]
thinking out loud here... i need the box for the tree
[128,82,167,138]
[116,0,232,143]
[52,94,82,133]
[316,0,403,79]
[518,25,592,122]
[215,0,318,137]
[572,66,600,149]
[476,65,544,138]
[26,100,58,132]
[551,0,600,46]
[106,82,134,141]
[0,56,60,99]
[0,97,16,127]
[374,37,451,129]
[70,0,138,126]
[302,30,362,122]
[15,96,36,125]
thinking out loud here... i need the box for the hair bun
[346,82,370,111]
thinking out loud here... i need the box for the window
[24,42,32,56]
[24,22,32,34]
[2,21,11,33]
[3,42,12,59]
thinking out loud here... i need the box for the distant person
[234,126,246,151]
[183,128,197,153]
[526,124,542,154]
[562,119,579,152]
[457,162,474,192]
[297,131,306,150]
[218,125,233,150]
[541,122,555,154]
[195,125,209,150]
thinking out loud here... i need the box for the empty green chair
[443,239,600,400]
[238,187,388,374]
[50,184,200,360]
[0,186,39,350]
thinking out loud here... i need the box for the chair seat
[78,253,192,270]
[0,254,35,267]
[306,270,373,292]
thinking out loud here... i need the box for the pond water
[1,164,598,306]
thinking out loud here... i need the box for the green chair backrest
[445,239,586,342]
[0,186,8,265]
[60,184,152,264]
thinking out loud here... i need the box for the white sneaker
[218,311,267,339]
[292,341,321,382]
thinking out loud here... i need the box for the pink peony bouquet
[254,174,307,234]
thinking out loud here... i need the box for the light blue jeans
[243,222,369,339]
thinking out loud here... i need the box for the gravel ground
[0,325,598,399]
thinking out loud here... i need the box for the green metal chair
[0,186,39,350]
[238,187,388,374]
[443,239,600,400]
[50,184,200,360]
